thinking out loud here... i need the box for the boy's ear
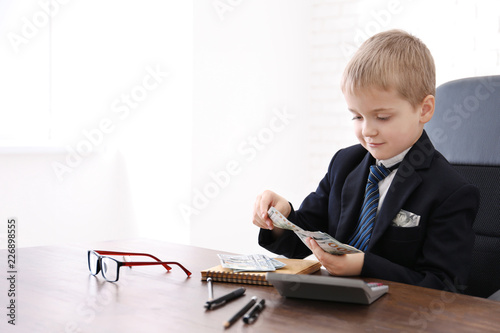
[419,95,435,124]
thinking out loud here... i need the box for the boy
[252,30,480,292]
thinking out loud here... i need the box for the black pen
[204,287,245,310]
[223,296,257,329]
[243,298,265,324]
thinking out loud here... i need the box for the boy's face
[344,86,434,161]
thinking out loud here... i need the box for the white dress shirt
[376,147,411,212]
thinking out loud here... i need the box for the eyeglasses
[88,250,192,282]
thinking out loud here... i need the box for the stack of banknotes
[218,254,286,272]
[267,207,361,255]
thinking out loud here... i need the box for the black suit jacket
[259,131,480,291]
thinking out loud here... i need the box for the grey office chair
[426,75,500,299]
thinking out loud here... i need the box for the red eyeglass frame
[89,250,192,281]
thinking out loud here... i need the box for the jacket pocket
[378,226,423,267]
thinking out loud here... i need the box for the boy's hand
[307,238,364,276]
[252,190,291,230]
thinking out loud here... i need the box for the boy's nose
[362,122,378,137]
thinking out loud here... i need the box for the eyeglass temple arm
[121,261,192,277]
[93,250,172,271]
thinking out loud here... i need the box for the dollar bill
[217,254,286,272]
[267,207,362,255]
[268,207,304,232]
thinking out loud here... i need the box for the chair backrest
[425,75,500,298]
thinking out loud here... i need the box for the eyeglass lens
[101,257,119,282]
[88,251,99,275]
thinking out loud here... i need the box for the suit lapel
[367,166,422,251]
[366,131,435,251]
[336,153,374,242]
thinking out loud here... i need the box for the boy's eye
[377,116,391,121]
[351,116,362,120]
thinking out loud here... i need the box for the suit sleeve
[361,183,479,292]
[258,153,338,259]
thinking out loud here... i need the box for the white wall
[189,1,312,255]
[1,0,499,254]
[0,0,50,142]
[0,0,193,248]
[49,0,193,244]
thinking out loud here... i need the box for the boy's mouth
[366,142,384,148]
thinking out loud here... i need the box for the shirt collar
[377,147,411,169]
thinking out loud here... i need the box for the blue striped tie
[349,164,391,252]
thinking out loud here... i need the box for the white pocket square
[392,209,420,227]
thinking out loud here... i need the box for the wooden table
[1,239,499,332]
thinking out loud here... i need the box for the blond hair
[341,29,435,107]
